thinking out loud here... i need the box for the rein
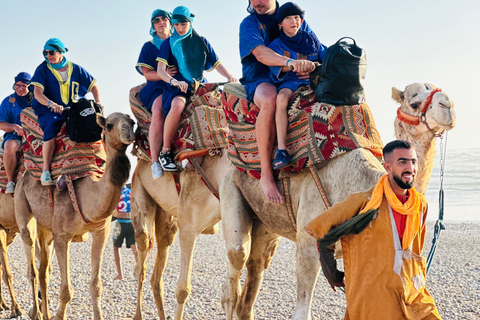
[426,132,448,274]
[396,88,445,137]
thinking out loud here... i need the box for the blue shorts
[277,80,308,92]
[244,77,275,102]
[139,81,167,112]
[1,133,21,149]
[37,111,66,141]
[161,85,190,116]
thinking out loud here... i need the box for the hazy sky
[0,0,479,197]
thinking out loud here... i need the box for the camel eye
[411,103,419,110]
[106,123,114,131]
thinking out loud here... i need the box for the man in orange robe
[306,140,441,320]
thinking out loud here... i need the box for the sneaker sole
[41,180,56,186]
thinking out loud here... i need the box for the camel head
[97,112,135,151]
[392,83,456,136]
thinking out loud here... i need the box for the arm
[157,61,188,93]
[252,45,315,74]
[90,84,101,105]
[142,66,176,82]
[33,86,63,114]
[215,63,238,83]
[0,122,22,135]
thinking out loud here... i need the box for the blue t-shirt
[31,61,96,116]
[0,92,32,144]
[239,14,313,85]
[156,37,220,84]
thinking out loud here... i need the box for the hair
[383,140,412,158]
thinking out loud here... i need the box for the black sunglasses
[43,50,57,56]
[152,17,168,23]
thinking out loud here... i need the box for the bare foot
[260,176,284,204]
[114,275,123,280]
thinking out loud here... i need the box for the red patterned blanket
[222,83,383,179]
[129,82,228,162]
[20,107,106,182]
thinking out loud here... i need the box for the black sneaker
[160,151,178,171]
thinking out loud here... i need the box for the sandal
[273,149,291,170]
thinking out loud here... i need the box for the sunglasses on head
[43,50,57,56]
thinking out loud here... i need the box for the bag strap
[335,37,356,46]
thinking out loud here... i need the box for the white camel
[220,83,456,320]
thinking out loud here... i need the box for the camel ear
[97,114,106,128]
[391,87,404,103]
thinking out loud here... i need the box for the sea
[424,147,480,222]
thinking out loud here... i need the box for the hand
[13,124,23,136]
[49,101,64,113]
[166,66,177,77]
[172,79,188,93]
[289,59,316,73]
[227,75,238,83]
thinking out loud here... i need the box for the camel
[14,112,135,320]
[131,148,231,320]
[220,83,456,320]
[0,192,23,318]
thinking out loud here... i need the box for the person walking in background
[0,72,33,194]
[306,140,441,320]
[112,184,138,280]
[136,9,177,180]
[30,38,101,186]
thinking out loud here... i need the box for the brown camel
[220,83,456,320]
[14,112,135,320]
[131,148,231,320]
[0,192,23,318]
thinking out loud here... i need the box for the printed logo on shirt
[71,82,80,102]
[80,108,95,117]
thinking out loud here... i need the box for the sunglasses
[152,17,167,24]
[43,50,57,56]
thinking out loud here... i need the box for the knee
[60,286,73,303]
[176,287,191,304]
[3,141,19,155]
[227,246,247,271]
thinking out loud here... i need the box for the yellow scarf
[360,175,425,250]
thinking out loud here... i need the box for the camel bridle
[396,88,445,137]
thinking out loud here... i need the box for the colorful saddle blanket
[20,107,106,181]
[0,149,25,192]
[222,83,383,179]
[130,82,228,162]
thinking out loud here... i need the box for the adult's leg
[253,83,284,204]
[162,96,187,151]
[41,138,56,172]
[113,246,123,280]
[149,97,165,163]
[3,139,20,182]
[275,88,294,151]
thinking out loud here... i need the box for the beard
[393,172,414,190]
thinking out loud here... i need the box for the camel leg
[15,186,43,320]
[220,170,253,320]
[131,178,157,320]
[236,221,280,320]
[90,225,110,320]
[37,225,54,320]
[151,208,178,320]
[0,228,23,317]
[53,235,73,320]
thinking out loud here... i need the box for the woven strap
[282,177,297,232]
[309,166,331,209]
[65,174,106,229]
[188,157,219,200]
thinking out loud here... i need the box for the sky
[0,1,479,217]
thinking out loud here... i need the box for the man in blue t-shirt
[0,72,33,194]
[239,0,316,204]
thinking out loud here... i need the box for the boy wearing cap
[0,72,33,194]
[156,6,237,171]
[268,2,327,169]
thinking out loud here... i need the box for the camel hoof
[0,301,9,311]
[8,305,23,318]
[28,307,43,320]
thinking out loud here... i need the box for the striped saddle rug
[222,83,384,179]
[0,150,25,192]
[129,82,228,162]
[20,107,106,182]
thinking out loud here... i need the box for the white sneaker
[151,162,164,180]
[40,171,55,186]
[5,181,15,194]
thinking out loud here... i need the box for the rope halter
[396,88,444,137]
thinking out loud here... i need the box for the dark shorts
[112,221,135,248]
[139,81,167,112]
[1,133,22,149]
[244,77,275,102]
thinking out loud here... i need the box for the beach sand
[1,221,478,319]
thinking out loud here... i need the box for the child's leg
[275,88,294,151]
[162,96,187,152]
[42,138,56,173]
[148,96,165,163]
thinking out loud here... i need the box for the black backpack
[310,37,366,105]
[66,98,103,143]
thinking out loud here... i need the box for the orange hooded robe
[306,188,441,320]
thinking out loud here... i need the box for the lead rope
[426,131,448,274]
